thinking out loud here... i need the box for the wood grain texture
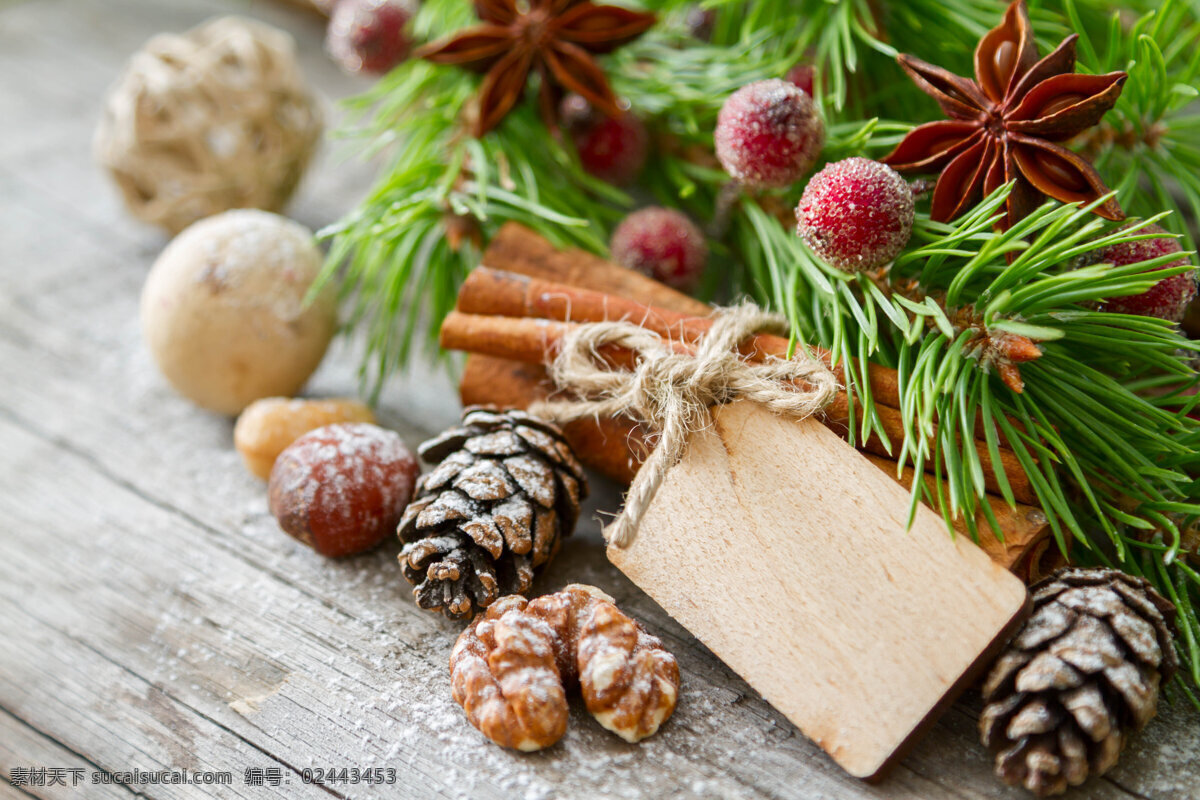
[0,0,1196,798]
[608,402,1030,779]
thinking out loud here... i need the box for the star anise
[416,0,656,137]
[882,0,1126,229]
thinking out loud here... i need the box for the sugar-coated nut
[235,397,376,479]
[268,422,418,557]
[140,210,337,415]
[449,584,679,751]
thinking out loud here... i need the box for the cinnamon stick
[441,310,1037,506]
[458,265,904,409]
[460,354,1054,575]
[460,355,646,483]
[459,224,1050,570]
[483,222,712,317]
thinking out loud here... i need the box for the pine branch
[316,56,629,398]
[1066,0,1200,248]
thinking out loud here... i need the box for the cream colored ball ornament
[95,17,323,234]
[141,210,337,415]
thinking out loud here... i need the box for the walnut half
[449,584,680,750]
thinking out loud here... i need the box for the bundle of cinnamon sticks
[442,222,1060,580]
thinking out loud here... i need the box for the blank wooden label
[608,400,1029,780]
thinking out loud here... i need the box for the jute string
[530,302,840,548]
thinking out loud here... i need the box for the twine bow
[530,302,840,548]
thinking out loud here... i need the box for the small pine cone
[398,407,588,619]
[980,567,1178,797]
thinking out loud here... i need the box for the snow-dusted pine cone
[980,567,1178,797]
[397,407,587,619]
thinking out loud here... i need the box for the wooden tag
[607,400,1030,780]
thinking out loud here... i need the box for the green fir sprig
[317,58,630,397]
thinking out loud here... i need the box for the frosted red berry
[269,422,419,557]
[785,63,815,97]
[560,94,649,187]
[795,157,914,272]
[714,78,824,188]
[610,207,708,292]
[1100,224,1196,322]
[326,0,415,75]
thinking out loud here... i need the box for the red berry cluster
[715,78,824,189]
[560,94,648,187]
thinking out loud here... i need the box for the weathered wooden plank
[0,163,999,799]
[1,191,1182,800]
[0,709,135,800]
[1100,703,1200,800]
[0,413,955,800]
[0,619,311,800]
[0,302,971,800]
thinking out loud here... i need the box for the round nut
[268,422,418,557]
[140,210,337,415]
[235,397,375,479]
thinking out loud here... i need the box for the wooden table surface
[1,1,1197,798]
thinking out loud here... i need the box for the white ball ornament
[94,17,323,234]
[140,210,338,415]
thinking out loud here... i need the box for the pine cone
[980,567,1178,797]
[398,407,588,619]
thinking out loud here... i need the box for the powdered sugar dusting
[715,78,824,188]
[180,209,326,322]
[796,157,915,271]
